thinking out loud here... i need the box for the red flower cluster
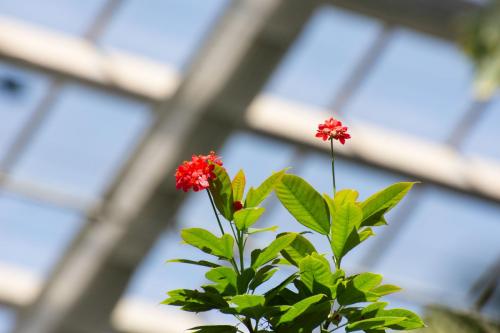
[175,151,223,192]
[315,117,351,144]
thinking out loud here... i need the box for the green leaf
[209,164,234,221]
[188,325,237,333]
[166,259,220,268]
[337,273,383,305]
[346,316,406,332]
[347,302,424,330]
[229,294,266,318]
[353,272,383,291]
[371,284,402,297]
[331,201,363,264]
[275,174,330,235]
[265,272,298,303]
[246,169,288,208]
[205,267,238,295]
[252,233,296,269]
[360,182,416,227]
[277,294,325,325]
[163,288,228,312]
[248,226,279,234]
[233,207,265,230]
[231,169,246,202]
[237,268,256,294]
[279,232,317,266]
[181,228,234,259]
[249,265,278,291]
[378,308,425,330]
[299,254,332,294]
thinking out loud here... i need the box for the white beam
[0,16,180,100]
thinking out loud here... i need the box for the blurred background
[0,0,499,332]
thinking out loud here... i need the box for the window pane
[462,96,500,161]
[345,29,473,142]
[0,0,106,35]
[265,6,381,107]
[0,62,50,163]
[0,306,15,333]
[0,192,82,276]
[12,84,152,199]
[376,186,500,309]
[100,0,228,69]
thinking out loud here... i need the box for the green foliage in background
[410,306,500,333]
[461,0,500,98]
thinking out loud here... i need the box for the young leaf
[277,294,325,325]
[346,316,406,332]
[299,254,332,294]
[275,174,330,235]
[233,207,265,230]
[248,226,279,234]
[166,259,220,268]
[279,233,317,266]
[360,182,416,227]
[352,272,383,291]
[229,294,266,318]
[337,272,383,305]
[206,267,238,295]
[231,169,246,202]
[209,164,234,221]
[249,265,278,291]
[252,233,297,269]
[188,325,238,333]
[181,228,234,259]
[331,201,363,264]
[371,284,402,297]
[164,288,228,312]
[381,308,425,330]
[246,169,288,208]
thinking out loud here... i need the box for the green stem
[330,322,347,332]
[243,318,254,333]
[238,230,245,273]
[330,138,336,196]
[206,190,225,235]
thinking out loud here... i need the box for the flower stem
[206,189,225,235]
[330,138,336,196]
[238,230,245,273]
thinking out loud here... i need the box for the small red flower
[315,117,351,144]
[175,151,223,192]
[233,200,243,212]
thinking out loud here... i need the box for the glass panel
[376,186,500,309]
[12,84,152,200]
[265,6,381,108]
[344,28,473,142]
[0,0,106,36]
[462,96,500,161]
[100,0,228,69]
[0,192,82,276]
[0,62,50,163]
[0,306,15,333]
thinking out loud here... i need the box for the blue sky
[0,0,499,331]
